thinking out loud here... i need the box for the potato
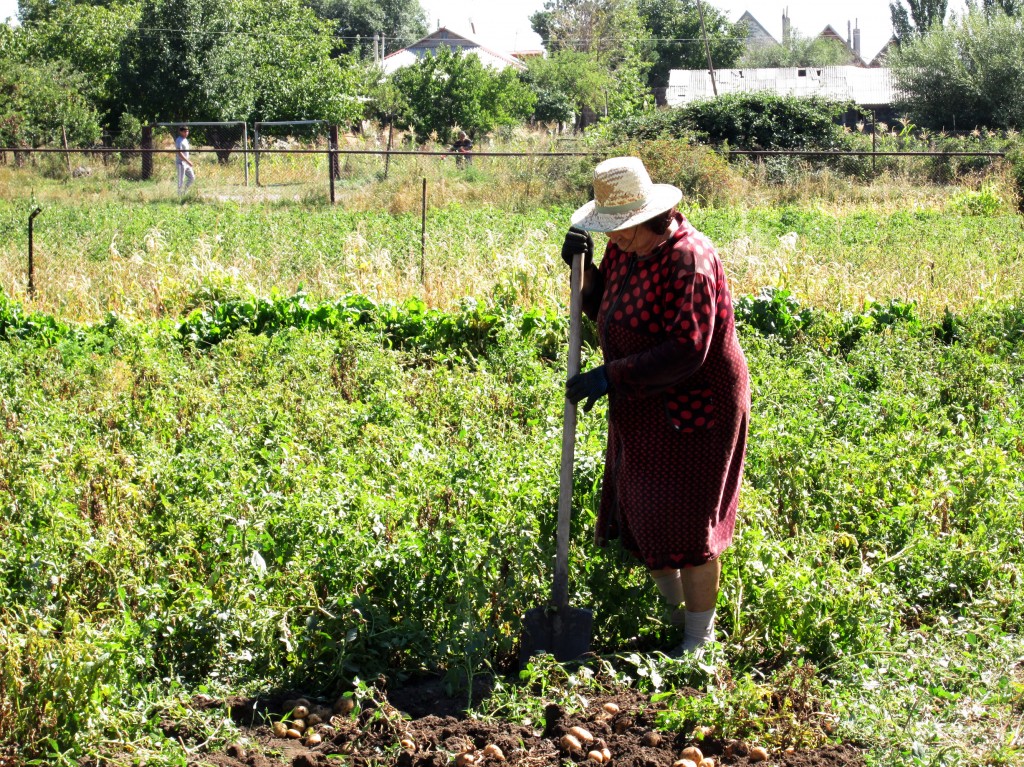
[568,726,595,743]
[640,731,662,748]
[602,702,620,715]
[588,750,605,763]
[749,746,769,762]
[292,705,309,720]
[272,721,288,738]
[672,760,697,767]
[295,697,311,708]
[286,728,303,739]
[307,713,322,726]
[601,747,612,763]
[455,752,477,767]
[306,732,322,746]
[400,738,416,750]
[680,746,703,763]
[613,717,633,734]
[334,696,356,715]
[483,744,505,761]
[560,734,583,753]
[699,759,715,767]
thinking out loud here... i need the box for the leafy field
[1,184,1024,766]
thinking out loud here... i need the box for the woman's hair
[642,208,675,234]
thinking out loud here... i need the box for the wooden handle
[553,251,585,610]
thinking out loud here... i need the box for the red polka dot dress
[582,212,750,569]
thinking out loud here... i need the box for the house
[737,10,778,48]
[739,11,888,68]
[381,27,527,76]
[665,66,896,113]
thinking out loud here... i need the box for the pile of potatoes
[268,695,356,748]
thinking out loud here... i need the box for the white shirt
[175,134,191,165]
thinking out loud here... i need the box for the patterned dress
[582,212,750,570]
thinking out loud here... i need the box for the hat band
[595,197,647,215]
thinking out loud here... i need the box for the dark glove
[561,226,594,269]
[566,365,610,412]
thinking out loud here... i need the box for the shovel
[520,250,594,666]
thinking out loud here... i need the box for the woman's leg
[678,558,721,652]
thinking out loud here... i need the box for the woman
[562,157,750,654]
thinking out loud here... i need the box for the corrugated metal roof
[666,66,895,107]
[381,27,526,75]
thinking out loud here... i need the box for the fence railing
[0,144,1010,204]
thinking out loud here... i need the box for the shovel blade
[520,605,594,668]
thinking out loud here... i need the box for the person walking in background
[175,125,195,195]
[561,156,750,655]
[450,130,472,167]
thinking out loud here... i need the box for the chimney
[853,19,861,58]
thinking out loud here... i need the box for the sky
[1,0,969,65]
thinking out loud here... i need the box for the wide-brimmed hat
[570,157,682,232]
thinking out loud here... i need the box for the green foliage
[635,0,743,89]
[606,93,858,150]
[890,9,1024,131]
[739,33,857,68]
[306,0,427,57]
[614,137,746,207]
[0,57,102,147]
[1008,141,1024,212]
[890,0,949,40]
[946,183,1007,216]
[115,0,364,125]
[523,51,620,125]
[19,0,139,120]
[389,47,536,142]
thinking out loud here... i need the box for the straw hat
[570,157,682,232]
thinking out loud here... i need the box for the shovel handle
[553,251,585,610]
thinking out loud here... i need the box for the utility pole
[695,0,718,96]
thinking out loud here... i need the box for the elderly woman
[562,157,750,653]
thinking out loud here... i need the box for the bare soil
[186,679,864,767]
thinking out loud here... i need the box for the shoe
[669,606,686,628]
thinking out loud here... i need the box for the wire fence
[0,133,1010,205]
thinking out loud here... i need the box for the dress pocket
[665,387,716,433]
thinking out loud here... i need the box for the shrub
[615,138,746,207]
[1008,141,1024,213]
[604,93,860,151]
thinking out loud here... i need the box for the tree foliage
[305,0,426,57]
[20,1,138,120]
[529,0,653,119]
[890,8,1024,130]
[634,0,743,89]
[739,32,856,68]
[115,0,365,125]
[522,51,612,124]
[890,0,948,39]
[0,58,103,146]
[389,47,536,143]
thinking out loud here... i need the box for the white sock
[682,608,716,651]
[650,569,684,606]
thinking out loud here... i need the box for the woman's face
[606,224,643,253]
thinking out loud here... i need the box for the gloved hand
[561,226,594,270]
[566,365,610,412]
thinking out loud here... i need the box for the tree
[522,51,613,124]
[890,8,1024,130]
[530,0,653,119]
[20,1,138,122]
[116,0,365,126]
[306,0,426,57]
[973,0,1023,16]
[890,0,948,40]
[0,58,103,146]
[388,46,536,142]
[16,0,121,24]
[635,0,743,89]
[739,32,856,68]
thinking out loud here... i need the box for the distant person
[561,156,750,655]
[450,130,472,167]
[175,125,195,195]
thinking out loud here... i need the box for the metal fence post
[420,177,427,284]
[329,146,336,205]
[28,206,42,297]
[242,123,250,187]
[141,126,153,180]
[254,124,260,186]
[330,125,340,180]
